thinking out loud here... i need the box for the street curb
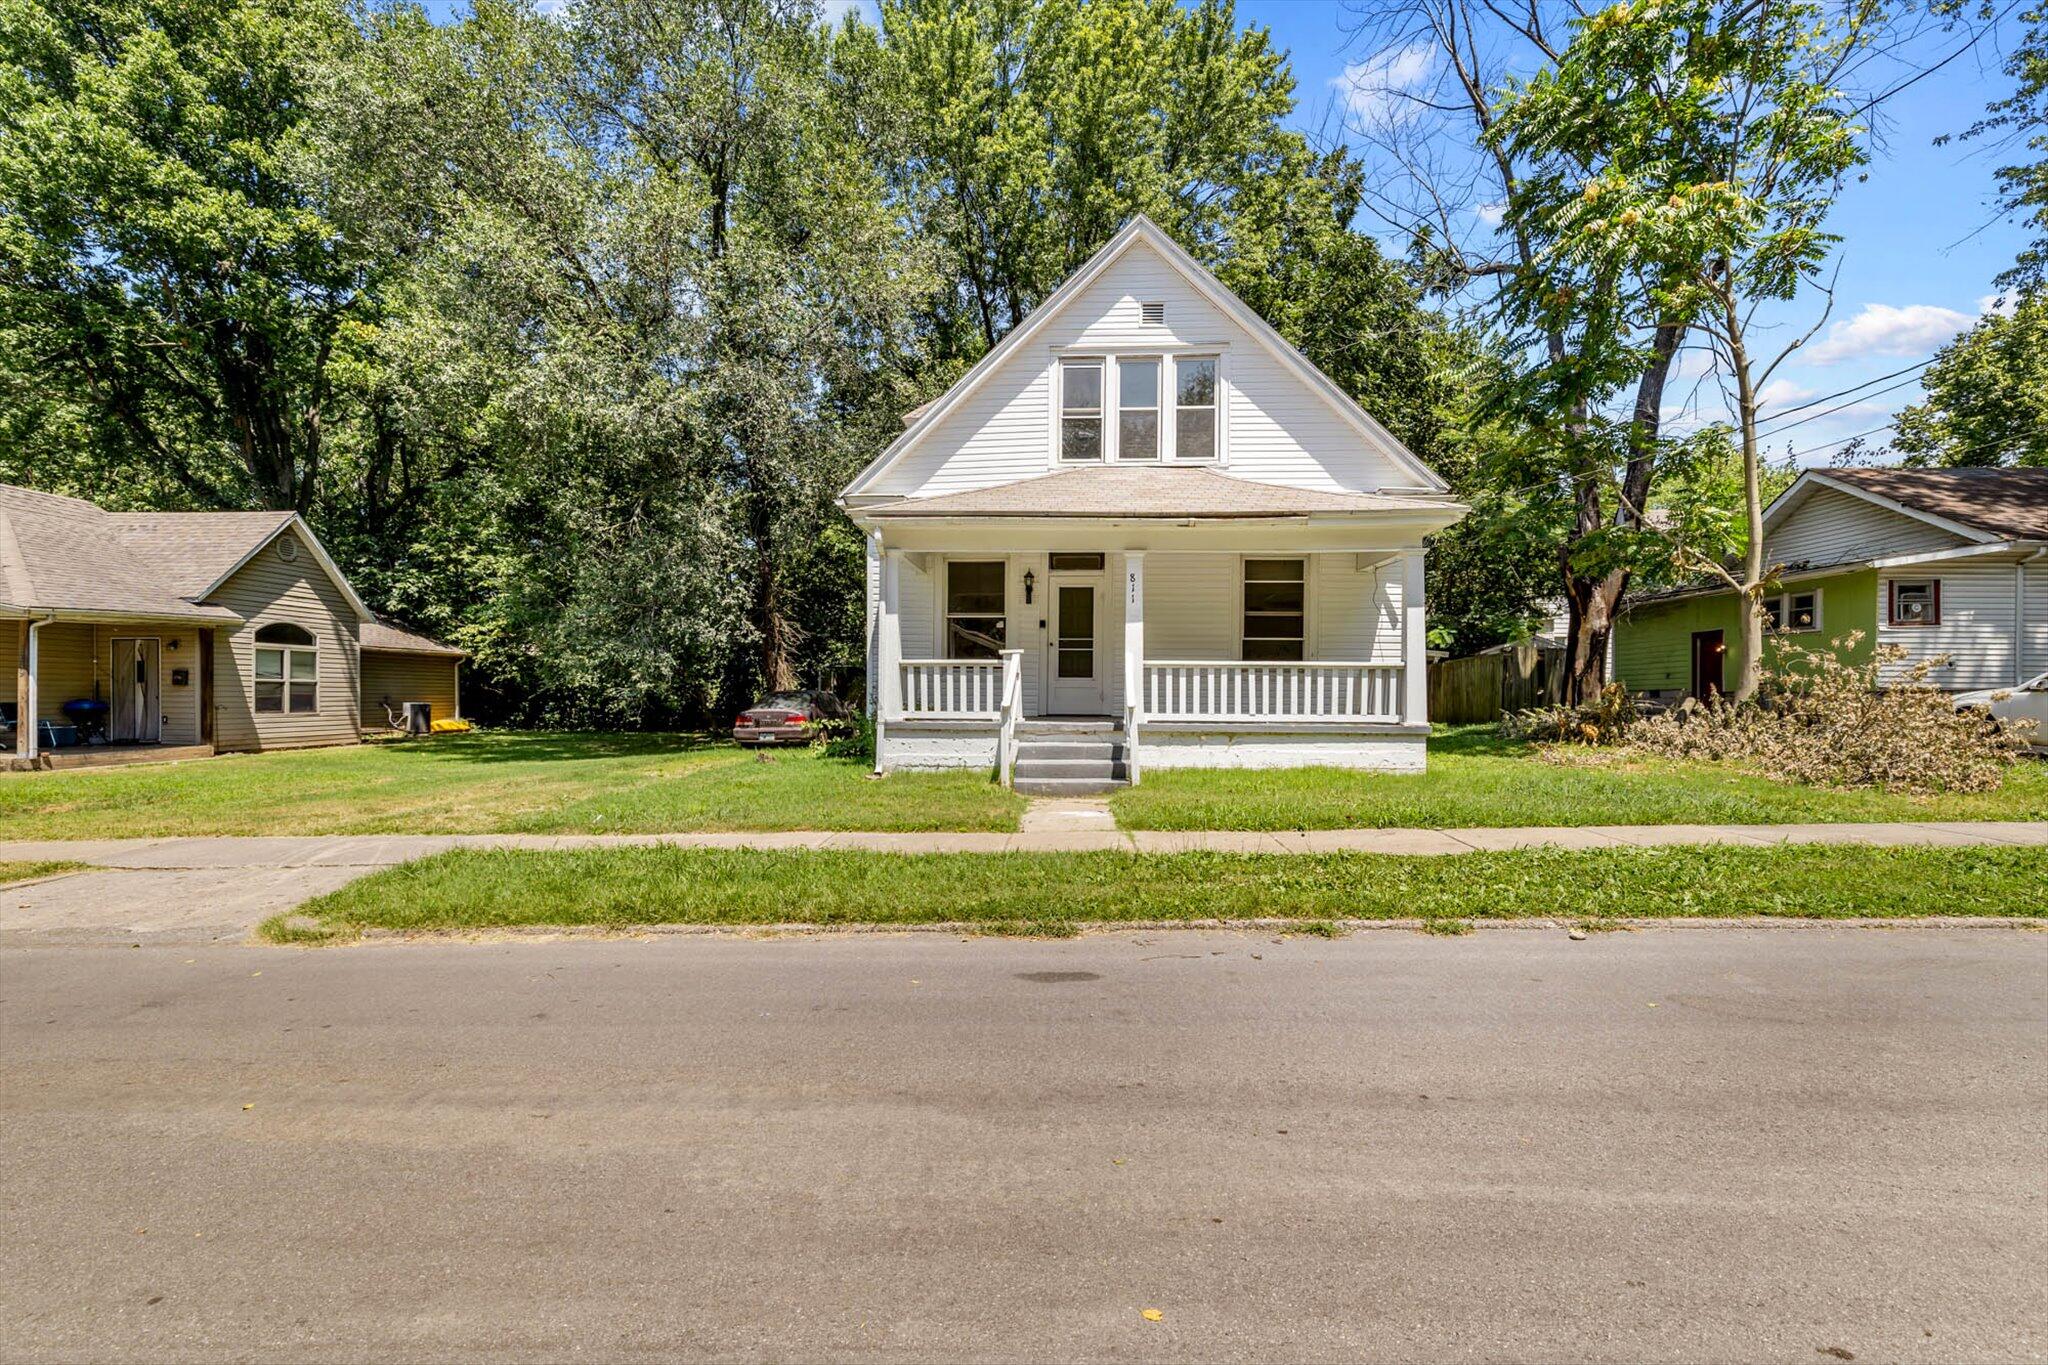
[305,914,2048,947]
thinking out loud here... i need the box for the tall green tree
[1492,0,1879,701]
[0,0,380,511]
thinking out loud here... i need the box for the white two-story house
[839,217,1467,792]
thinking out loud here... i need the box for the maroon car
[732,690,853,747]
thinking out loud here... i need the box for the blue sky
[1243,0,2034,466]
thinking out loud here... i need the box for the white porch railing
[997,650,1023,786]
[899,658,1005,719]
[1142,660,1406,723]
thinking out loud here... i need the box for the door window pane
[1058,585,1094,636]
[1058,648,1094,678]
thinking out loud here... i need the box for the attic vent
[276,536,299,563]
[1141,301,1165,325]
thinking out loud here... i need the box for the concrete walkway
[4,823,2042,946]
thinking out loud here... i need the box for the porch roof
[0,484,242,622]
[854,467,1463,521]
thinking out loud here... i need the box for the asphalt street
[2,927,2043,1362]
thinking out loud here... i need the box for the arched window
[252,623,318,714]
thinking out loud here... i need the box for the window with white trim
[1760,589,1822,633]
[1059,359,1103,462]
[253,622,318,714]
[1175,356,1218,461]
[945,561,1006,659]
[1118,358,1160,461]
[1242,559,1305,661]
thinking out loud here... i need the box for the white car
[1955,671,2048,752]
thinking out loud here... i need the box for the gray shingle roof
[1822,467,2048,541]
[858,467,1463,519]
[361,618,465,657]
[105,511,296,598]
[0,485,242,621]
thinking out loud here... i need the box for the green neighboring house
[1615,467,2048,701]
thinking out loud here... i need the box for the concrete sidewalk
[2,819,2046,868]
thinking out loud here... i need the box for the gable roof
[842,216,1450,500]
[1765,467,2048,545]
[858,466,1463,521]
[361,618,465,658]
[0,485,240,621]
[0,483,371,623]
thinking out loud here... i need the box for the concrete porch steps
[1013,722,1128,796]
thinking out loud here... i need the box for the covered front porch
[7,615,223,771]
[862,524,1435,784]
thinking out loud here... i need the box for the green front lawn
[1111,726,2048,830]
[0,860,83,886]
[0,733,1024,838]
[269,843,2048,941]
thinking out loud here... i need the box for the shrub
[1621,635,2036,794]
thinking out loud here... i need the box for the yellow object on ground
[430,718,473,734]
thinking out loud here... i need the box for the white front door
[1045,575,1106,715]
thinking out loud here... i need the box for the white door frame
[1043,570,1107,715]
[109,636,162,743]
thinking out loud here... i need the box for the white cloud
[1980,291,2018,316]
[1804,302,1975,365]
[1755,378,1815,414]
[1473,202,1506,229]
[1333,43,1438,129]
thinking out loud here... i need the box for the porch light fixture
[1023,570,1035,604]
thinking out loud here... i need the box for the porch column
[877,544,904,773]
[864,530,882,719]
[17,618,38,761]
[1402,550,1428,726]
[1122,551,1144,722]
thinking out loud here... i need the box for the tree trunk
[1727,309,1766,704]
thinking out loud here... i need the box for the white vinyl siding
[210,528,362,751]
[1312,557,1404,660]
[1766,487,1968,565]
[2025,560,2048,679]
[1878,558,2022,691]
[865,240,1415,499]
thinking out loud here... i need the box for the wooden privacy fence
[1427,644,1563,724]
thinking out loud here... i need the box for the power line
[1754,357,1932,425]
[1754,371,1930,441]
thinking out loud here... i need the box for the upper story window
[1119,359,1160,460]
[1059,360,1103,462]
[1056,353,1222,464]
[1889,579,1939,626]
[1176,357,1218,461]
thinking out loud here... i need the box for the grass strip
[0,860,85,887]
[269,844,2048,942]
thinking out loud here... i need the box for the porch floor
[8,743,216,773]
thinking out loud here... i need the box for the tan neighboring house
[2,483,464,769]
